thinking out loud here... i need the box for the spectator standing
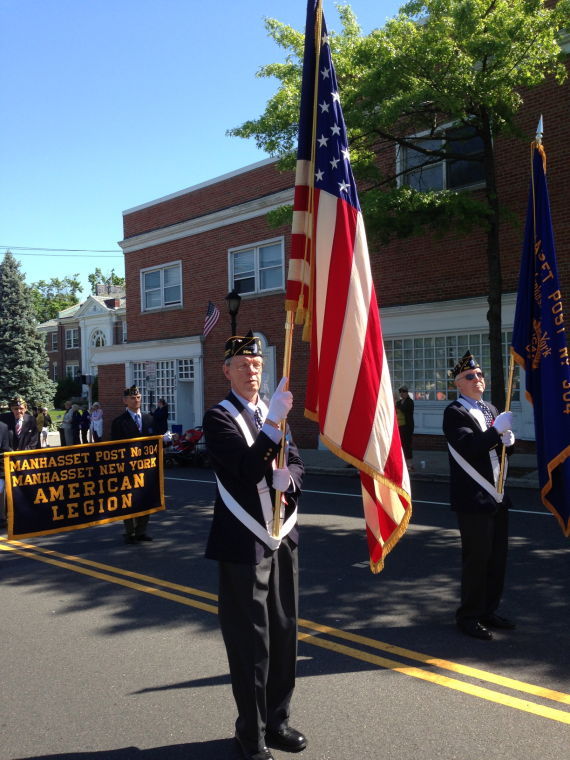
[71,404,81,445]
[80,407,91,444]
[35,406,52,448]
[61,400,74,446]
[396,386,415,471]
[152,397,169,434]
[90,402,104,442]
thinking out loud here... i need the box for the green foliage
[88,267,125,295]
[29,274,82,323]
[230,0,570,239]
[53,376,82,409]
[0,252,57,407]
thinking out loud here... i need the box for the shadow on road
[13,737,242,760]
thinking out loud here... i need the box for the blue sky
[1,0,402,294]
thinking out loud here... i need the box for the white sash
[448,398,506,503]
[217,399,297,548]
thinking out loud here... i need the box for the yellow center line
[297,618,570,705]
[297,632,570,725]
[2,537,569,724]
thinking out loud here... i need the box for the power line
[1,245,122,256]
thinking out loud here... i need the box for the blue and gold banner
[511,142,570,536]
[4,437,165,539]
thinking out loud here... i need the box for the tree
[29,274,82,323]
[88,267,125,295]
[229,0,570,408]
[0,252,57,408]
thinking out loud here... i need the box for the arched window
[91,329,106,347]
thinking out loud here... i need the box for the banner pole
[497,354,515,495]
[272,1,323,537]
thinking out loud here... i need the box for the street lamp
[225,289,242,335]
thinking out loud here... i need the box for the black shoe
[266,726,308,752]
[235,735,274,760]
[457,619,493,640]
[124,535,137,544]
[481,613,516,630]
[136,534,153,542]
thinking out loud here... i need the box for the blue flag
[511,142,570,536]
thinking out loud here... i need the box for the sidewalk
[299,447,540,490]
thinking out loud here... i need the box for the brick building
[39,286,126,402]
[93,71,570,446]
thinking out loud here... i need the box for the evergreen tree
[0,251,57,408]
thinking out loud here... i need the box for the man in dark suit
[0,419,12,526]
[443,351,516,641]
[0,396,39,452]
[203,332,306,760]
[110,385,156,544]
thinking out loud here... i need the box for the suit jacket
[443,399,512,514]
[110,410,155,441]
[0,420,12,480]
[0,412,39,452]
[203,391,304,564]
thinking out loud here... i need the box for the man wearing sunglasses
[443,351,516,641]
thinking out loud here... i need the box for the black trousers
[456,505,509,622]
[218,539,298,753]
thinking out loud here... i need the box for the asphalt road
[1,470,568,760]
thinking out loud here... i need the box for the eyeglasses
[233,361,263,374]
[463,371,485,381]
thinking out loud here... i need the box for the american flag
[286,0,412,572]
[203,300,220,338]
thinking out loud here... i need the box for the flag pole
[272,1,323,538]
[498,117,543,496]
[497,357,514,495]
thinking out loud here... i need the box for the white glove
[272,467,291,492]
[163,431,172,444]
[493,411,513,434]
[267,377,293,424]
[501,430,515,447]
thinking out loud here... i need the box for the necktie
[15,419,22,436]
[135,414,142,432]
[476,401,494,429]
[253,407,263,431]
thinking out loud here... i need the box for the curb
[304,465,539,490]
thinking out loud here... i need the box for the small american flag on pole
[203,301,220,338]
[287,0,411,572]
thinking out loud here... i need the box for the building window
[400,125,485,192]
[65,363,81,379]
[178,359,194,380]
[122,320,127,343]
[141,262,182,311]
[91,329,106,347]
[52,363,58,381]
[65,328,79,349]
[50,332,58,351]
[229,238,284,295]
[384,331,518,402]
[133,360,177,419]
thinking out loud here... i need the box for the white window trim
[140,260,183,312]
[65,327,79,349]
[228,236,285,297]
[50,332,58,351]
[65,362,81,379]
[395,121,486,193]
